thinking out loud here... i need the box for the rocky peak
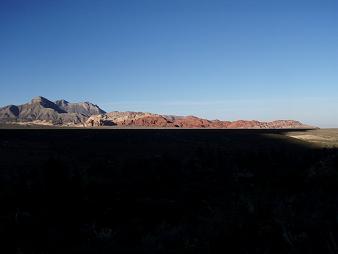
[54,100,106,117]
[30,96,66,113]
[31,96,50,104]
[55,99,70,108]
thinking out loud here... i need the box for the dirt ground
[286,129,338,148]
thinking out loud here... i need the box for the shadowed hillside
[0,129,337,253]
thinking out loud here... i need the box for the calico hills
[0,96,315,129]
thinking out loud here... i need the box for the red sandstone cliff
[85,112,313,129]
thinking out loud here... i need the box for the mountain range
[0,96,314,129]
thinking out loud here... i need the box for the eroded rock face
[172,116,212,128]
[85,112,174,127]
[267,120,306,129]
[105,111,156,122]
[227,120,262,129]
[85,115,103,127]
[85,114,114,127]
[118,115,175,127]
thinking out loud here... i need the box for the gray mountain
[0,96,105,125]
[55,99,105,117]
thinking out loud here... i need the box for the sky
[0,0,337,127]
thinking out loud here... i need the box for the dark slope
[0,129,336,253]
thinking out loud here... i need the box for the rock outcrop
[84,112,170,127]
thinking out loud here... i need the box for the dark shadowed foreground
[0,129,338,253]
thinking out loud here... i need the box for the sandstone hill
[85,112,312,129]
[0,96,314,129]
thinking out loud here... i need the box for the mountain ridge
[0,96,104,126]
[0,96,316,129]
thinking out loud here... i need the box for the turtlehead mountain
[0,96,314,129]
[0,96,105,126]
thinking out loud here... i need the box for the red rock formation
[227,120,262,129]
[117,115,175,127]
[172,116,212,128]
[84,111,312,129]
[210,120,232,128]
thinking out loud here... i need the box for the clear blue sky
[0,0,337,127]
